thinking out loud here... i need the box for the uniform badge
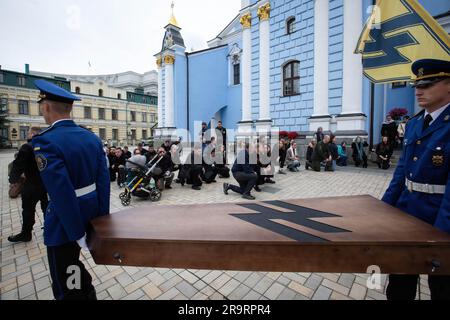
[445,115,450,122]
[432,148,444,167]
[418,68,424,78]
[35,154,48,172]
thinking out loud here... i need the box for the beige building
[0,67,157,148]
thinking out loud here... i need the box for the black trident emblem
[231,201,351,243]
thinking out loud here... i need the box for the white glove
[77,234,89,252]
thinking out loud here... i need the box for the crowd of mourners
[104,116,406,201]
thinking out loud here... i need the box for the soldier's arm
[381,146,406,206]
[8,144,29,183]
[434,174,450,234]
[33,136,86,241]
[96,143,111,217]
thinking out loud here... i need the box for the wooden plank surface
[88,195,450,274]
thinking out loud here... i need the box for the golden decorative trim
[240,13,252,29]
[414,72,450,81]
[257,3,271,21]
[164,55,175,65]
[156,58,162,68]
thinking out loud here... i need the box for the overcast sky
[0,0,241,75]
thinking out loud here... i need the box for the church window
[286,17,296,35]
[283,61,300,97]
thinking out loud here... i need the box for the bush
[389,108,409,120]
[287,132,299,140]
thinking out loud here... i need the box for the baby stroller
[119,155,163,206]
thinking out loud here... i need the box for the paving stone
[322,279,350,296]
[107,283,127,300]
[277,287,297,300]
[123,289,145,300]
[349,283,367,300]
[218,279,241,297]
[175,280,199,298]
[228,283,251,300]
[18,282,35,299]
[288,281,314,298]
[304,274,323,290]
[264,282,285,299]
[142,283,163,300]
[242,290,263,300]
[253,277,275,295]
[210,273,231,290]
[312,286,332,300]
[179,270,199,284]
[156,287,180,300]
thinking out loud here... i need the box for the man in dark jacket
[8,127,49,243]
[381,115,398,148]
[111,148,127,187]
[223,143,258,200]
[311,135,332,172]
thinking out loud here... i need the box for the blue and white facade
[155,0,450,143]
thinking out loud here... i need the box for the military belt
[75,183,97,197]
[405,179,446,195]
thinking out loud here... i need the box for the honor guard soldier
[32,80,110,300]
[382,59,450,300]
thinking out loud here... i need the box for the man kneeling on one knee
[223,143,258,200]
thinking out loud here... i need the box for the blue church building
[154,0,450,144]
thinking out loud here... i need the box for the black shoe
[265,179,276,184]
[175,179,181,184]
[211,180,217,183]
[242,194,256,200]
[165,186,173,190]
[192,186,201,191]
[8,233,32,243]
[254,186,262,192]
[223,183,229,195]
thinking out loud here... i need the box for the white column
[240,12,252,128]
[258,3,271,122]
[164,55,175,128]
[337,0,366,132]
[310,0,331,132]
[157,60,164,128]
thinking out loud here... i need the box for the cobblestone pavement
[0,150,432,300]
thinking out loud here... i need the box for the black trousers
[189,165,203,187]
[21,185,48,234]
[387,274,450,300]
[230,171,257,196]
[47,242,96,300]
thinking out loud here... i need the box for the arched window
[98,89,103,97]
[117,93,121,100]
[286,17,296,35]
[75,87,81,94]
[283,61,300,97]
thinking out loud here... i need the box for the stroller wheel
[119,191,128,201]
[120,192,131,206]
[150,190,162,202]
[121,196,131,206]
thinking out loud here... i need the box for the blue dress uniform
[382,59,450,300]
[32,80,110,300]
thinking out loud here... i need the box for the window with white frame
[228,44,242,86]
[286,17,296,34]
[18,100,29,114]
[283,61,300,96]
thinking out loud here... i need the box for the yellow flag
[355,0,450,84]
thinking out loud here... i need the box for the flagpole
[369,0,376,151]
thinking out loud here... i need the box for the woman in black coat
[376,136,394,170]
[351,137,369,168]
